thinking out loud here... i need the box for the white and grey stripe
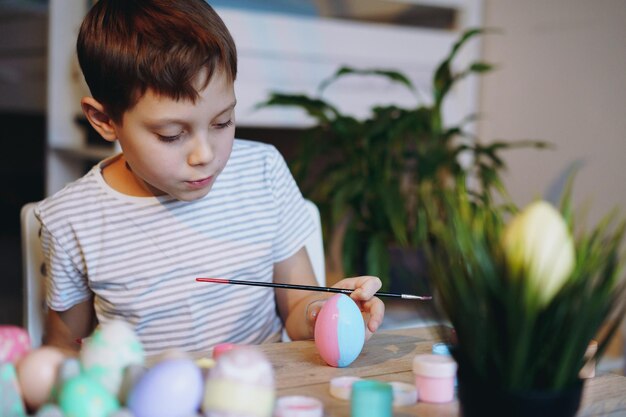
[36,139,315,355]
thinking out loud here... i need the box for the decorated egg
[80,319,144,396]
[57,357,82,382]
[16,346,66,411]
[34,403,64,417]
[202,346,275,417]
[0,362,27,417]
[314,293,365,367]
[49,357,82,402]
[58,374,120,417]
[0,325,31,363]
[195,357,216,373]
[108,409,135,417]
[127,358,203,417]
[118,364,146,405]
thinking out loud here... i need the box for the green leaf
[365,234,391,288]
[448,28,486,62]
[318,66,416,95]
[433,60,452,107]
[469,62,494,73]
[257,93,341,124]
[341,224,360,277]
[378,183,409,246]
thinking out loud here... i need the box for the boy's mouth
[186,176,213,188]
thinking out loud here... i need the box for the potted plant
[259,29,546,291]
[423,179,626,416]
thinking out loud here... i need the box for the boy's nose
[188,135,214,166]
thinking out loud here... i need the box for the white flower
[502,201,575,307]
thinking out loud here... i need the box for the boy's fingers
[307,304,322,321]
[330,276,384,340]
[305,299,327,329]
[335,276,382,300]
[364,297,385,333]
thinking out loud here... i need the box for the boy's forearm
[43,299,96,355]
[44,311,81,354]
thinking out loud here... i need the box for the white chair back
[20,202,46,347]
[303,199,325,286]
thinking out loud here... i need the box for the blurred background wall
[479,0,626,227]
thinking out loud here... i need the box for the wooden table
[253,327,626,417]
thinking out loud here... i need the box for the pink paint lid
[329,376,362,400]
[212,343,237,359]
[274,395,323,417]
[412,354,457,378]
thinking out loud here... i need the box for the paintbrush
[195,277,432,300]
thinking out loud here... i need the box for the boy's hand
[306,276,385,340]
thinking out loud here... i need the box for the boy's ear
[80,97,118,142]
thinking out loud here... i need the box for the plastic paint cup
[274,395,323,417]
[329,376,362,400]
[389,381,418,406]
[412,354,457,403]
[350,380,393,417]
[432,342,457,387]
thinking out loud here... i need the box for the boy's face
[112,69,236,201]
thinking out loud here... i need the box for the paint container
[432,342,451,356]
[274,395,323,417]
[432,342,457,387]
[579,339,598,379]
[389,381,418,406]
[329,376,362,400]
[350,380,392,417]
[202,346,274,417]
[412,354,457,403]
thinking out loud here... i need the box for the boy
[37,0,384,355]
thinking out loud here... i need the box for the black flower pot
[457,366,584,417]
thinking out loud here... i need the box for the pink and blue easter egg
[314,293,365,367]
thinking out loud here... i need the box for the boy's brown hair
[77,0,237,124]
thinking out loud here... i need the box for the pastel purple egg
[128,358,203,417]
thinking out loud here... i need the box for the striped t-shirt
[36,139,315,355]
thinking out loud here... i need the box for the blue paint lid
[432,342,452,356]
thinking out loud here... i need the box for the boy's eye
[215,120,234,129]
[157,132,183,142]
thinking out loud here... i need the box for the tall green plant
[258,29,547,289]
[423,180,626,391]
